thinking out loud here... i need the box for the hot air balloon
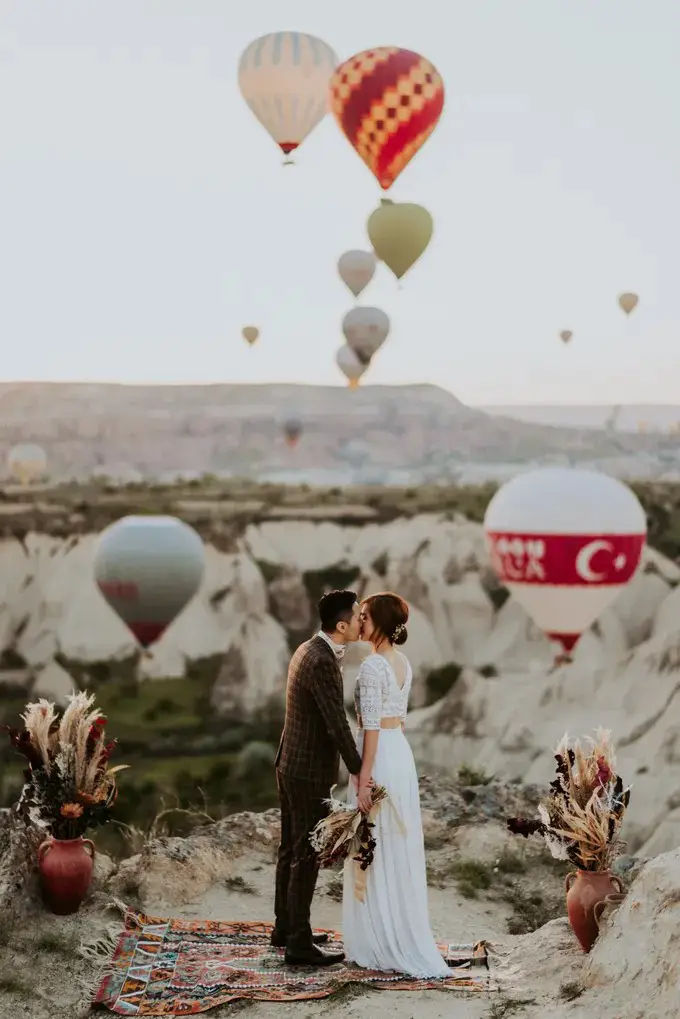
[93,515,205,648]
[329,47,444,190]
[367,199,433,280]
[283,418,303,448]
[238,32,337,163]
[8,443,47,485]
[336,345,366,388]
[338,250,377,298]
[618,292,638,315]
[342,306,389,365]
[242,326,259,346]
[560,330,572,344]
[483,467,646,660]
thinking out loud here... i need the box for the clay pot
[37,836,95,915]
[594,892,627,932]
[565,869,624,952]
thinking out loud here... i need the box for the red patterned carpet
[92,905,492,1014]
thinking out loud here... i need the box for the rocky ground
[0,777,662,1019]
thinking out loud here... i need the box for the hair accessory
[391,623,405,642]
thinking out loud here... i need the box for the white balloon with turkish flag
[483,467,647,658]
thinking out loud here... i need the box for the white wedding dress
[342,652,450,978]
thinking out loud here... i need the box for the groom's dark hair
[319,590,357,633]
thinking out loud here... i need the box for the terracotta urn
[565,869,624,952]
[37,836,95,915]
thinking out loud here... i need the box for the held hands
[355,773,375,814]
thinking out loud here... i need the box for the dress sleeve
[358,657,383,730]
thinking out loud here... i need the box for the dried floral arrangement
[310,784,388,877]
[5,691,129,840]
[507,728,630,872]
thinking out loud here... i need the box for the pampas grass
[310,785,388,871]
[508,728,631,872]
[6,690,129,840]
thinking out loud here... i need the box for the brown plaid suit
[274,635,363,949]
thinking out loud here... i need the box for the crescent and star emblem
[575,540,627,582]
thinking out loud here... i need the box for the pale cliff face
[1,511,680,855]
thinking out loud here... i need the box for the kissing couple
[272,589,450,978]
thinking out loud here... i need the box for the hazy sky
[1,1,679,403]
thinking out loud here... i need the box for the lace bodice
[353,652,412,728]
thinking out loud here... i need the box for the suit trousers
[274,769,331,949]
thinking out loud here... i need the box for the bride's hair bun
[392,623,408,646]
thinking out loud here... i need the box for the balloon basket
[282,157,295,166]
[551,653,573,671]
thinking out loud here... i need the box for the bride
[342,591,451,978]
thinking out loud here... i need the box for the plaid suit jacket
[275,635,363,786]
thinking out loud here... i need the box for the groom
[273,589,364,966]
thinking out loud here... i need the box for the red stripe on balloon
[129,621,167,648]
[334,50,423,145]
[97,580,139,601]
[375,90,444,188]
[546,632,581,652]
[486,531,646,587]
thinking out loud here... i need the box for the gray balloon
[93,515,205,647]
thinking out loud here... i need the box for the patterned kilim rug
[91,904,491,1014]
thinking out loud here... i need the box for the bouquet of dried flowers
[5,691,129,840]
[310,784,389,876]
[507,728,630,872]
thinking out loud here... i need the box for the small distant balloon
[238,32,337,163]
[342,306,390,365]
[329,47,445,190]
[367,199,433,280]
[242,326,259,346]
[336,345,366,387]
[337,250,377,298]
[560,330,572,344]
[8,443,47,485]
[618,293,639,315]
[93,515,205,648]
[283,418,303,448]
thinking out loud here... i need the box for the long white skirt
[342,728,451,978]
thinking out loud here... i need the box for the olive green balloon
[366,199,433,280]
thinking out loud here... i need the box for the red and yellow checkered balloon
[330,47,445,190]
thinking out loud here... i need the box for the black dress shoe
[284,944,345,967]
[270,929,329,948]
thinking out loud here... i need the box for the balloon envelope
[367,199,433,280]
[342,306,389,365]
[560,330,572,344]
[338,250,377,298]
[336,344,366,385]
[483,468,646,655]
[8,443,47,485]
[283,418,302,447]
[242,326,259,345]
[329,47,444,189]
[238,32,337,157]
[618,292,639,315]
[93,515,205,647]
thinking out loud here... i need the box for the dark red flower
[507,816,544,838]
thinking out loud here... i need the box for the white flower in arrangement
[28,805,50,829]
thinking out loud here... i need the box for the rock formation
[2,509,680,854]
[0,381,665,482]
